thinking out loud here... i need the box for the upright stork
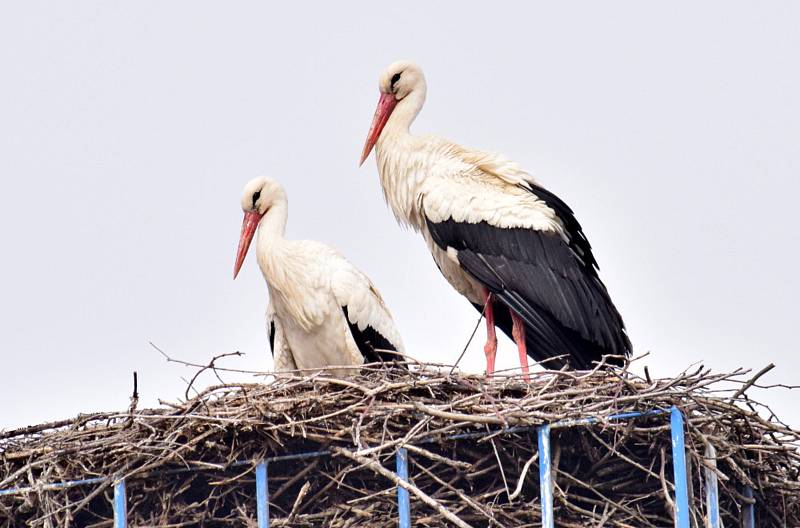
[233,176,405,376]
[360,60,631,376]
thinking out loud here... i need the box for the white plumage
[360,60,630,375]
[234,177,404,376]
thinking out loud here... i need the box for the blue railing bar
[429,409,667,442]
[538,425,553,528]
[113,479,127,528]
[264,449,330,464]
[396,448,411,528]
[0,452,332,497]
[232,449,332,466]
[549,409,667,429]
[0,475,107,496]
[742,486,755,528]
[0,407,672,497]
[0,449,333,497]
[255,462,269,528]
[447,410,667,438]
[704,443,720,528]
[670,406,690,528]
[444,425,534,442]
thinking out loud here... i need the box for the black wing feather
[525,183,598,272]
[342,306,404,366]
[427,200,630,369]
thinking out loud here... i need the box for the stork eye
[390,72,402,90]
[252,191,261,207]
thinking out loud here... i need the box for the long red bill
[359,92,397,166]
[233,210,263,279]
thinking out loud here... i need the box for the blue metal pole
[670,406,690,528]
[538,425,553,528]
[703,443,720,528]
[396,448,411,528]
[113,479,127,528]
[256,462,269,528]
[742,486,755,528]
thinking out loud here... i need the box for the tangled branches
[1,361,798,526]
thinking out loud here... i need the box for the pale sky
[1,2,798,430]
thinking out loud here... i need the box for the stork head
[359,60,426,166]
[233,176,284,279]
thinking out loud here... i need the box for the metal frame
[113,480,127,528]
[670,406,691,527]
[0,406,741,527]
[537,425,553,528]
[396,448,411,528]
[704,442,720,528]
[742,485,756,528]
[255,462,269,528]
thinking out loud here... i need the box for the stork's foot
[511,311,531,382]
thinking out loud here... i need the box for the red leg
[511,311,531,381]
[483,290,497,376]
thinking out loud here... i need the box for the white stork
[233,176,405,375]
[359,60,631,376]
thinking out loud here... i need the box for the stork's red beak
[233,210,263,279]
[359,92,398,166]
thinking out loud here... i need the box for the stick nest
[1,361,799,527]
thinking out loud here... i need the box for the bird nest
[1,359,799,527]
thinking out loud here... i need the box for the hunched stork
[233,176,405,375]
[360,60,631,376]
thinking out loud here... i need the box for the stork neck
[382,89,425,137]
[257,200,288,249]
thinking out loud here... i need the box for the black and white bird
[360,60,631,377]
[233,176,405,376]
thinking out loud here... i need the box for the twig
[331,446,473,528]
[182,351,244,400]
[287,481,311,522]
[128,371,139,414]
[449,299,488,376]
[508,451,538,501]
[732,363,775,400]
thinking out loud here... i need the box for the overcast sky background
[1,2,798,430]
